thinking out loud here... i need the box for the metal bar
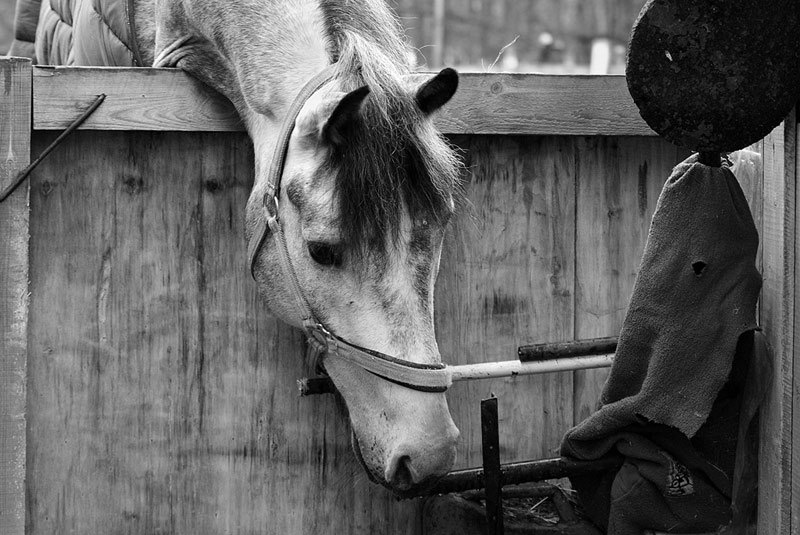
[298,354,614,396]
[518,336,617,362]
[481,397,504,535]
[0,94,106,203]
[450,354,614,381]
[458,482,557,502]
[411,455,624,497]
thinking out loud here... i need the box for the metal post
[481,397,504,535]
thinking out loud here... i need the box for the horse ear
[322,86,371,146]
[415,68,459,115]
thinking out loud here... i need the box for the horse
[16,0,463,494]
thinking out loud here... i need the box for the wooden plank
[26,130,199,533]
[26,130,424,534]
[0,57,31,535]
[436,74,651,136]
[435,135,576,470]
[759,113,796,535]
[794,113,800,535]
[195,133,423,534]
[32,68,655,136]
[573,137,688,425]
[32,67,244,132]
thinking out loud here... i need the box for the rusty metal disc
[626,0,800,153]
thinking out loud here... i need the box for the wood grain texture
[793,116,800,535]
[758,114,797,535]
[26,131,419,535]
[572,138,689,425]
[0,57,31,535]
[32,68,655,136]
[435,135,576,470]
[32,67,244,132]
[19,86,787,533]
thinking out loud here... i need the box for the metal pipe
[458,482,557,502]
[449,354,614,381]
[481,397,504,535]
[518,336,617,362]
[409,455,623,498]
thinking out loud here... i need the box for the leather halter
[247,66,452,393]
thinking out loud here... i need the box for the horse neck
[157,0,412,182]
[155,0,327,180]
[159,1,325,117]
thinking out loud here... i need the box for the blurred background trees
[395,0,646,73]
[1,0,646,73]
[0,0,15,55]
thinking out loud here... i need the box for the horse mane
[318,0,462,255]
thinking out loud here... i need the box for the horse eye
[308,242,343,267]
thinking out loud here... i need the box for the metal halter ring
[264,194,280,221]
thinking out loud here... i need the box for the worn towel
[563,330,768,534]
[561,154,763,533]
[568,153,761,440]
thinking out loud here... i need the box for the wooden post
[758,111,797,533]
[0,57,32,535]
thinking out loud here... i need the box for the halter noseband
[247,65,452,393]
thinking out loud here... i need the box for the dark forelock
[319,0,462,255]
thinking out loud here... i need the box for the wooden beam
[32,66,244,132]
[759,111,797,535]
[794,116,800,535]
[0,57,31,535]
[32,67,655,136]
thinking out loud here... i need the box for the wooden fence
[1,58,797,534]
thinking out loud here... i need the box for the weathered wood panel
[0,56,31,535]
[434,135,698,474]
[572,138,689,424]
[436,135,576,469]
[793,118,800,535]
[32,67,244,132]
[758,114,797,535]
[32,68,655,137]
[26,131,421,535]
[24,129,694,533]
[19,68,783,533]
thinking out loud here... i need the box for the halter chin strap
[247,65,452,393]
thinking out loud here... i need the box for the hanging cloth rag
[561,153,764,534]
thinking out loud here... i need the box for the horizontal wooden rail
[31,66,656,136]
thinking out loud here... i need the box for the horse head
[246,67,461,494]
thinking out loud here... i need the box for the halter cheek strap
[247,65,452,393]
[247,65,340,278]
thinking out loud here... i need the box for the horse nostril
[386,455,415,490]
